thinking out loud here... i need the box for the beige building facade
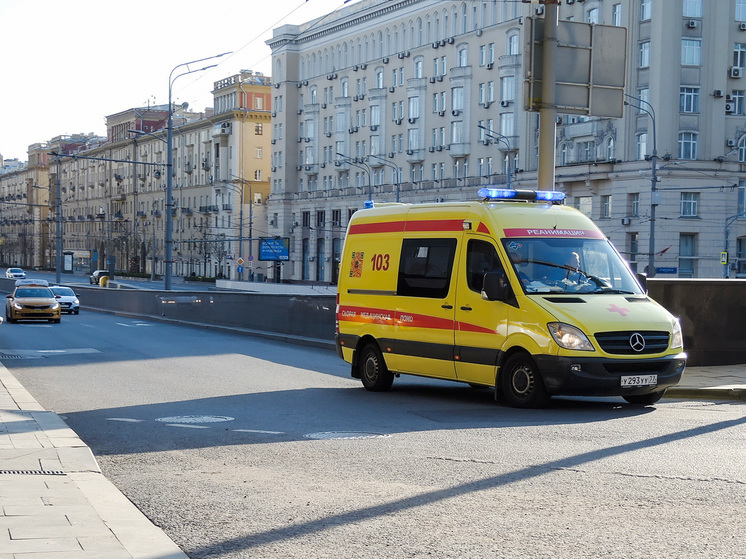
[266,0,746,282]
[0,71,272,280]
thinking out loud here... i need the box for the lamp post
[54,156,62,283]
[366,153,400,202]
[477,125,513,190]
[224,177,251,281]
[166,52,231,290]
[335,153,372,200]
[624,94,658,278]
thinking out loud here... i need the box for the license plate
[621,374,658,387]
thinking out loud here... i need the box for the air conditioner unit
[274,83,281,89]
[370,125,378,131]
[536,5,545,15]
[436,75,444,82]
[714,89,724,98]
[482,139,490,146]
[447,37,454,44]
[740,22,746,31]
[271,111,277,117]
[359,94,365,100]
[320,163,326,168]
[482,101,492,108]
[687,20,698,29]
[486,62,494,70]
[621,217,631,226]
[269,218,275,226]
[296,165,302,170]
[382,57,389,63]
[303,80,309,86]
[438,110,446,116]
[271,139,277,144]
[325,131,332,137]
[353,95,359,101]
[271,166,277,172]
[731,67,743,78]
[397,52,405,59]
[406,149,414,155]
[408,117,416,124]
[353,65,359,71]
[428,146,435,152]
[429,77,436,83]
[254,193,262,204]
[389,86,396,93]
[728,138,737,147]
[726,102,736,113]
[452,109,461,116]
[476,29,482,36]
[436,146,443,151]
[297,109,303,115]
[297,82,302,88]
[387,152,395,158]
[360,63,367,69]
[500,100,511,107]
[395,118,402,125]
[726,93,734,101]
[432,42,439,49]
[321,103,327,109]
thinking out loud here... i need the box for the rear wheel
[500,353,550,408]
[623,390,665,405]
[358,343,394,392]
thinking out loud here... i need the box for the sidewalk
[0,365,187,559]
[1,365,744,559]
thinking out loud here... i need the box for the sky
[0,0,346,161]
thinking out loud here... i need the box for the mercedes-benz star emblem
[629,332,646,352]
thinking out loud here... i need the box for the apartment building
[0,71,272,280]
[266,0,746,283]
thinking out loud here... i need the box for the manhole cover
[304,431,390,440]
[155,415,234,424]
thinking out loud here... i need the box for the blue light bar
[364,200,375,209]
[478,187,566,202]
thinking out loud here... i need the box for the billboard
[259,237,290,261]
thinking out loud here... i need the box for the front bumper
[533,352,687,397]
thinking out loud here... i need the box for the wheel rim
[510,364,534,399]
[363,354,379,383]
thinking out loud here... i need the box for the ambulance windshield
[502,237,644,295]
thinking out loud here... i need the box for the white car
[5,268,25,279]
[50,286,80,315]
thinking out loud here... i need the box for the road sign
[237,265,244,274]
[524,18,627,117]
[259,237,290,261]
[237,258,244,265]
[721,252,728,265]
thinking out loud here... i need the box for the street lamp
[624,94,658,278]
[32,178,62,283]
[166,52,231,290]
[366,154,400,202]
[335,152,372,200]
[477,125,513,190]
[224,177,252,281]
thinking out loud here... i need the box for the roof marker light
[478,187,565,202]
[364,200,375,209]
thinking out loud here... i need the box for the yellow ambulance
[335,188,686,408]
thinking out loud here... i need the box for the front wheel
[500,353,550,408]
[623,390,666,405]
[358,343,394,392]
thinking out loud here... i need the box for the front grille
[594,330,670,355]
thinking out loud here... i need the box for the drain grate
[0,353,23,359]
[0,470,66,476]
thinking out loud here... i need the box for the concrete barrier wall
[2,278,744,366]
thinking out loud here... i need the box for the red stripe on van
[456,321,498,335]
[348,219,468,235]
[338,305,455,331]
[348,221,406,235]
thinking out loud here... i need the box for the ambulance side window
[397,238,457,298]
[466,239,504,293]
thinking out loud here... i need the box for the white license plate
[621,374,658,387]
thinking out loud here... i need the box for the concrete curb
[666,387,746,401]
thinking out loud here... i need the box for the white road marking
[165,424,210,429]
[232,429,284,435]
[106,418,146,423]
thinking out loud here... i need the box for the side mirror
[636,272,648,294]
[481,272,511,302]
[5,294,12,299]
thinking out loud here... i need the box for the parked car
[90,270,110,284]
[5,279,61,323]
[5,267,25,279]
[50,286,80,315]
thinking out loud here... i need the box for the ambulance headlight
[548,322,594,351]
[671,319,683,349]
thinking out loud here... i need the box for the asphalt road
[2,311,745,559]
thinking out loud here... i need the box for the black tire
[500,353,550,408]
[623,390,665,405]
[358,343,394,392]
[74,310,79,315]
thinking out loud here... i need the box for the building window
[507,34,519,56]
[450,120,463,144]
[500,76,514,102]
[577,141,594,162]
[414,58,423,78]
[681,39,701,66]
[613,4,622,26]
[255,123,263,135]
[680,87,699,113]
[640,0,652,21]
[678,132,698,160]
[679,233,697,278]
[738,0,746,21]
[254,97,264,110]
[734,43,746,68]
[601,195,612,218]
[739,136,746,163]
[637,133,648,160]
[576,196,592,218]
[587,8,599,24]
[458,47,468,67]
[499,112,514,137]
[630,193,640,217]
[639,41,650,68]
[451,87,464,111]
[681,192,699,217]
[683,0,702,18]
[628,232,639,273]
